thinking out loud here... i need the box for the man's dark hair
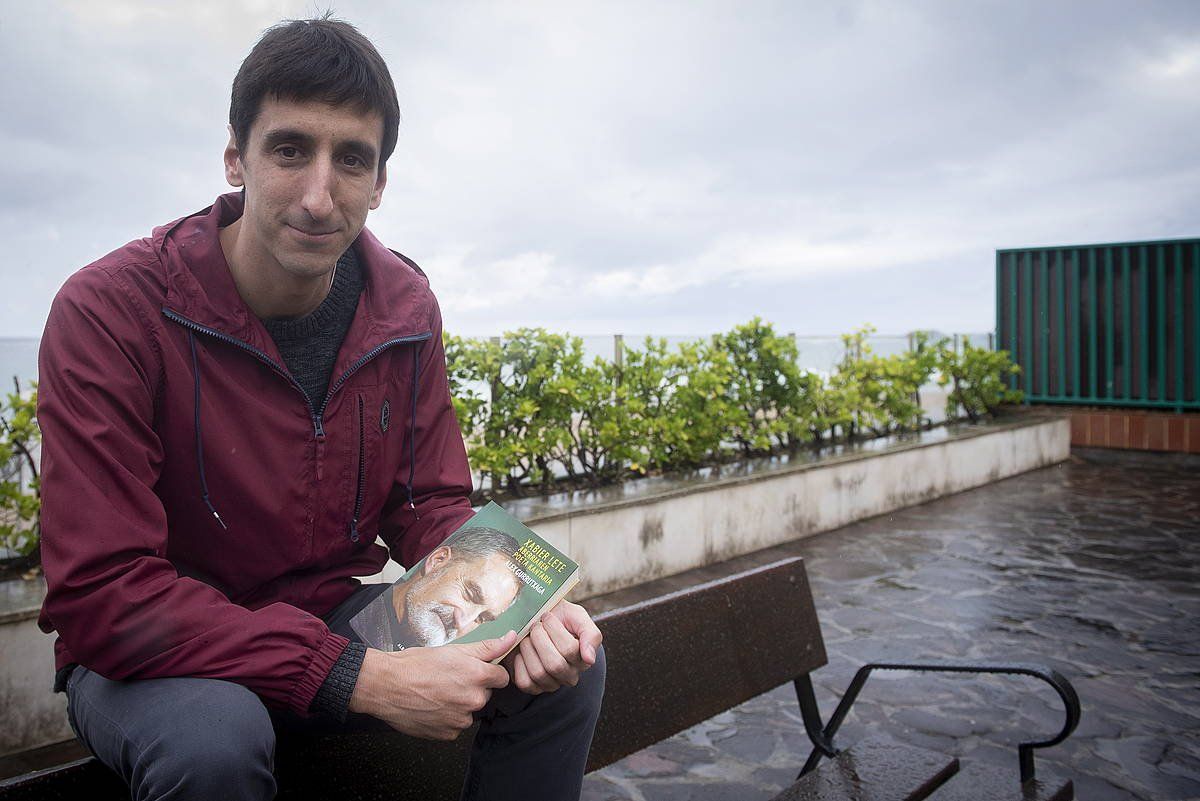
[447,526,520,563]
[230,16,400,170]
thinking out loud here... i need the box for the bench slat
[926,761,1074,801]
[587,556,827,770]
[775,739,959,801]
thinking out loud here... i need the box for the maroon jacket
[37,193,474,715]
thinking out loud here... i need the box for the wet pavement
[582,448,1200,801]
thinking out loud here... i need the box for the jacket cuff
[290,631,351,715]
[309,642,367,721]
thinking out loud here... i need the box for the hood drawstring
[189,331,227,530]
[405,343,422,521]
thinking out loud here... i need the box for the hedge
[446,318,1023,496]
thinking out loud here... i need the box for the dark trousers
[64,584,606,801]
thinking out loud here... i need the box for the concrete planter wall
[0,580,71,757]
[1,414,1067,757]
[511,415,1069,598]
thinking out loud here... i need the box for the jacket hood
[154,192,435,356]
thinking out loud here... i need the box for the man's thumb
[464,630,518,661]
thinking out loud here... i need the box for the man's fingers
[578,626,603,665]
[480,662,511,690]
[467,688,493,711]
[511,652,541,695]
[519,635,559,693]
[560,603,603,665]
[459,629,518,663]
[529,621,577,686]
[541,612,583,665]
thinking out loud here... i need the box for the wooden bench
[0,555,1080,800]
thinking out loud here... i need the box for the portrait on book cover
[352,525,521,651]
[350,503,580,653]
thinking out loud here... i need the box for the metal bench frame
[795,662,1081,782]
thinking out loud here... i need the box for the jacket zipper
[164,308,432,540]
[349,394,366,542]
[164,308,321,432]
[319,332,433,425]
[163,308,431,437]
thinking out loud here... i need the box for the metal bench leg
[793,675,837,777]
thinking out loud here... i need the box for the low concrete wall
[0,581,71,757]
[513,415,1069,598]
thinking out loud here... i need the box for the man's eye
[463,580,483,605]
[343,155,366,168]
[277,146,299,159]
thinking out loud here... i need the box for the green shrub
[937,342,1024,423]
[806,378,854,445]
[560,357,632,485]
[0,379,40,563]
[446,321,1020,497]
[713,317,816,454]
[445,329,581,495]
[831,325,938,437]
[617,338,732,472]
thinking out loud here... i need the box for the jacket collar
[157,193,433,357]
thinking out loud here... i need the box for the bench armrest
[796,661,1081,783]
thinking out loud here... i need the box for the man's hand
[349,630,517,740]
[505,600,602,695]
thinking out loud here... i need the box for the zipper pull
[315,427,326,482]
[407,499,421,521]
[348,520,360,542]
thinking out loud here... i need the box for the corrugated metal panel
[996,238,1199,411]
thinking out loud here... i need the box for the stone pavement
[582,448,1200,801]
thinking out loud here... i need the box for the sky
[2,1,1198,339]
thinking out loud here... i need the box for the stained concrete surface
[583,448,1200,801]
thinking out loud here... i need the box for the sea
[1,333,991,388]
[0,339,39,390]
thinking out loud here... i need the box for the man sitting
[37,16,604,801]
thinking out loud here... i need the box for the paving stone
[656,782,766,801]
[890,707,987,739]
[637,780,738,801]
[751,764,803,793]
[621,751,684,778]
[580,778,631,801]
[1057,771,1131,801]
[648,737,718,768]
[713,726,778,764]
[1095,736,1200,799]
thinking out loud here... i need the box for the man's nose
[455,605,481,634]
[300,162,335,220]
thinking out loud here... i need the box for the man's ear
[223,125,245,189]
[369,163,387,210]
[422,545,451,574]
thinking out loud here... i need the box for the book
[349,501,581,662]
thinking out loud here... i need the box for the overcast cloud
[2,0,1198,338]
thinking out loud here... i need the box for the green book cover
[349,502,581,659]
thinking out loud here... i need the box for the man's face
[223,96,387,281]
[399,548,521,647]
